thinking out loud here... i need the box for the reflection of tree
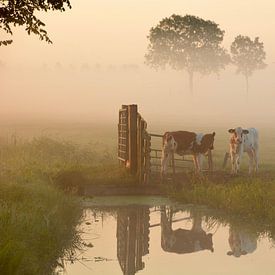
[116,207,150,275]
[227,226,257,257]
[161,206,214,254]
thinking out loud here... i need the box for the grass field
[1,122,275,273]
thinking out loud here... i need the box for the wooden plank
[128,105,138,175]
[118,157,127,162]
[137,114,142,184]
[149,133,164,138]
[150,156,193,162]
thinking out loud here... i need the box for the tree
[231,35,266,94]
[145,14,230,94]
[0,0,71,46]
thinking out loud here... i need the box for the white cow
[228,127,259,174]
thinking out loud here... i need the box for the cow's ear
[212,132,216,137]
[228,129,235,133]
[243,129,249,134]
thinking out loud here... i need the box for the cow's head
[161,132,177,176]
[228,127,249,145]
[162,132,176,157]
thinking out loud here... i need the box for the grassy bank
[0,136,121,274]
[173,175,275,233]
[0,181,81,275]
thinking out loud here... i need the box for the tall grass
[174,177,275,231]
[0,136,110,274]
[0,181,81,275]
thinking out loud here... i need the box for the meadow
[1,122,275,273]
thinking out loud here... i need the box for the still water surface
[58,197,275,275]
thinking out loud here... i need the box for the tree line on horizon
[0,2,267,95]
[145,14,267,95]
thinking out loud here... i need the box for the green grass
[1,123,275,273]
[0,181,81,275]
[0,132,137,274]
[172,176,275,236]
[0,135,115,274]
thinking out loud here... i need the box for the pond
[57,196,275,275]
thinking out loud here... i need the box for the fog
[1,0,275,130]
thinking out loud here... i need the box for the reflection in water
[227,225,257,257]
[161,206,214,254]
[117,207,150,275]
[60,200,275,275]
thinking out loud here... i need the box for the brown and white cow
[161,131,215,176]
[228,127,259,174]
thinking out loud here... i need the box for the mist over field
[1,0,275,130]
[1,63,275,129]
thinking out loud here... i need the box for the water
[58,197,275,275]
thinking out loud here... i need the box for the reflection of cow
[227,226,257,257]
[161,131,215,176]
[161,207,214,254]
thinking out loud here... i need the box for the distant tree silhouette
[231,35,266,94]
[145,14,230,94]
[0,0,71,46]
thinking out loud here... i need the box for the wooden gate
[118,104,213,184]
[118,105,150,184]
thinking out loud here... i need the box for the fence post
[144,133,151,184]
[128,104,138,175]
[171,151,176,182]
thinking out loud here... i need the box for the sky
[1,0,275,127]
[2,0,275,66]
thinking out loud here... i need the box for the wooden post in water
[128,105,138,175]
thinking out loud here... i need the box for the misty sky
[2,0,275,66]
[1,0,275,127]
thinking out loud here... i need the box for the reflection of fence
[116,207,150,275]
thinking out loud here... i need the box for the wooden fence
[118,104,213,184]
[118,105,150,184]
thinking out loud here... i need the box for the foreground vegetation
[172,174,275,237]
[0,181,81,274]
[1,124,275,273]
[0,135,120,274]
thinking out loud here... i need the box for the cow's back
[244,128,259,152]
[168,131,196,154]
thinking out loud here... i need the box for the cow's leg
[230,152,236,174]
[247,150,254,174]
[253,146,259,173]
[161,150,170,180]
[235,154,241,174]
[193,154,199,173]
[197,154,203,172]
